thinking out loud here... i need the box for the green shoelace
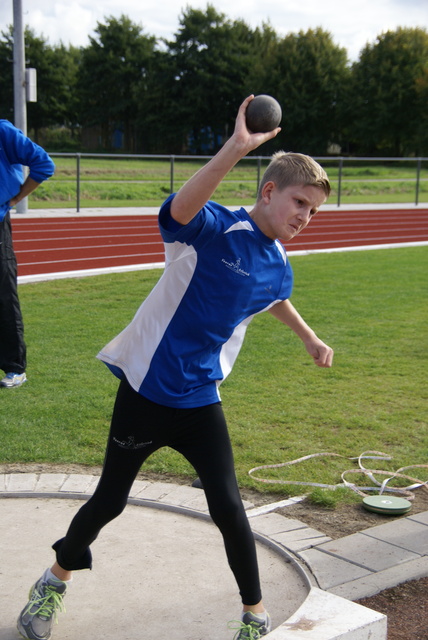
[25,584,66,622]
[228,619,264,640]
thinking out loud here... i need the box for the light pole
[12,0,28,213]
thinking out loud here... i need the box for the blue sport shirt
[97,195,294,408]
[0,119,55,221]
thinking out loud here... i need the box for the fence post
[257,157,261,195]
[76,153,81,212]
[170,155,175,194]
[337,157,343,207]
[415,157,421,206]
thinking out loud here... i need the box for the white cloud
[0,0,426,60]
[27,3,95,46]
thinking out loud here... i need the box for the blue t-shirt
[97,195,293,408]
[0,120,55,221]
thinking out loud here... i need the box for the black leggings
[53,378,262,605]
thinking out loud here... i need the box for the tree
[133,47,179,153]
[77,15,157,151]
[261,28,350,155]
[3,13,427,157]
[159,5,260,153]
[349,28,428,155]
[25,34,80,140]
[0,27,14,120]
[0,27,79,139]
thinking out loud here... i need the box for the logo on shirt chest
[221,257,250,277]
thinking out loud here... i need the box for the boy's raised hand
[170,96,281,226]
[233,95,281,153]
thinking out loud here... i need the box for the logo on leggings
[113,436,153,450]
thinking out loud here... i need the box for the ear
[260,180,276,203]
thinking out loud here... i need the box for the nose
[297,208,312,224]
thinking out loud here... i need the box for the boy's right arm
[170,96,281,226]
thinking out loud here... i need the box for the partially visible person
[0,120,55,388]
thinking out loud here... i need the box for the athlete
[18,96,333,640]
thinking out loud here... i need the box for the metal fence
[49,153,428,212]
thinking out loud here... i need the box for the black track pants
[0,213,26,373]
[53,378,262,605]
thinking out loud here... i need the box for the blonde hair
[257,151,331,200]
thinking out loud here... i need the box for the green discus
[362,495,412,515]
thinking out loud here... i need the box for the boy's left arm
[269,299,333,368]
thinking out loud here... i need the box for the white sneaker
[1,372,27,387]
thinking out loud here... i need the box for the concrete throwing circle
[0,498,308,640]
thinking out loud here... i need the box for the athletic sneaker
[17,573,67,640]
[229,611,272,639]
[1,372,27,387]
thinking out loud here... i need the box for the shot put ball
[245,95,282,133]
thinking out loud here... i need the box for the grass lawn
[1,247,427,506]
[27,156,428,208]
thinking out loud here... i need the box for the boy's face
[255,182,326,241]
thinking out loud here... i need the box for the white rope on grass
[248,450,428,500]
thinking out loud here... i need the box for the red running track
[12,208,428,277]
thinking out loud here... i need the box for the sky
[0,0,427,62]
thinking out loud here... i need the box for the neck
[249,202,274,240]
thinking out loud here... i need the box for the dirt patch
[358,577,428,640]
[2,463,427,639]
